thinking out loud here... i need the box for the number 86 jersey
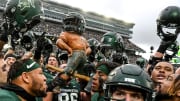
[53,79,81,101]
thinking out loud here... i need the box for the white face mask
[162,27,177,35]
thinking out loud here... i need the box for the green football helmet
[157,6,180,41]
[4,0,43,33]
[88,38,100,62]
[20,31,34,51]
[164,40,179,61]
[136,57,146,68]
[41,37,53,57]
[63,12,86,34]
[100,32,125,61]
[104,64,153,101]
[101,32,124,53]
[88,38,100,48]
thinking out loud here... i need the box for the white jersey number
[58,92,78,101]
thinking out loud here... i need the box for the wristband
[157,44,168,54]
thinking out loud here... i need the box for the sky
[52,0,180,59]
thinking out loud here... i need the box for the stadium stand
[0,0,145,63]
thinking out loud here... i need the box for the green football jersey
[91,92,104,101]
[53,79,81,101]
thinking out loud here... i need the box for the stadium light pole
[150,46,154,54]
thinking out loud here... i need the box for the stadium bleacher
[0,0,145,63]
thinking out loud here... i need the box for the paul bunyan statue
[56,12,91,79]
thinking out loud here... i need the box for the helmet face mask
[101,47,114,59]
[63,12,86,34]
[161,26,178,35]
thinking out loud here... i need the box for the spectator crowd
[0,1,179,101]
